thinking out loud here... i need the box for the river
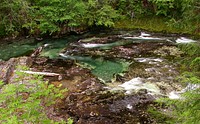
[0,29,199,123]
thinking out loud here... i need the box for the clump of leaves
[0,66,68,124]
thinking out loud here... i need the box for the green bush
[0,0,199,36]
[0,66,68,123]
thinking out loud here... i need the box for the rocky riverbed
[1,30,197,123]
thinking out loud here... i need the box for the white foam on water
[126,104,133,110]
[125,90,132,94]
[123,32,166,41]
[119,77,143,91]
[44,43,50,47]
[59,53,67,57]
[168,83,200,99]
[119,77,160,95]
[153,58,163,62]
[123,36,164,40]
[140,32,151,37]
[176,37,196,43]
[81,43,105,48]
[168,91,181,99]
[134,58,163,63]
[180,83,200,93]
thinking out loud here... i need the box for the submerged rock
[153,46,183,57]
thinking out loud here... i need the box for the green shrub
[169,73,200,124]
[0,66,68,123]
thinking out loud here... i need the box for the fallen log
[18,70,60,76]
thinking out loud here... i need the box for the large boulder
[0,57,33,84]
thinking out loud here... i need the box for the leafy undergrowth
[0,66,71,124]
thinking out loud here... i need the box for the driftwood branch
[18,70,60,76]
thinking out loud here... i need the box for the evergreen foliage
[0,0,30,36]
[162,73,200,124]
[0,0,199,37]
[25,0,87,34]
[86,1,119,27]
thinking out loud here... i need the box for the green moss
[114,17,200,36]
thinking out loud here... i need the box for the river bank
[115,17,200,38]
[1,16,200,42]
